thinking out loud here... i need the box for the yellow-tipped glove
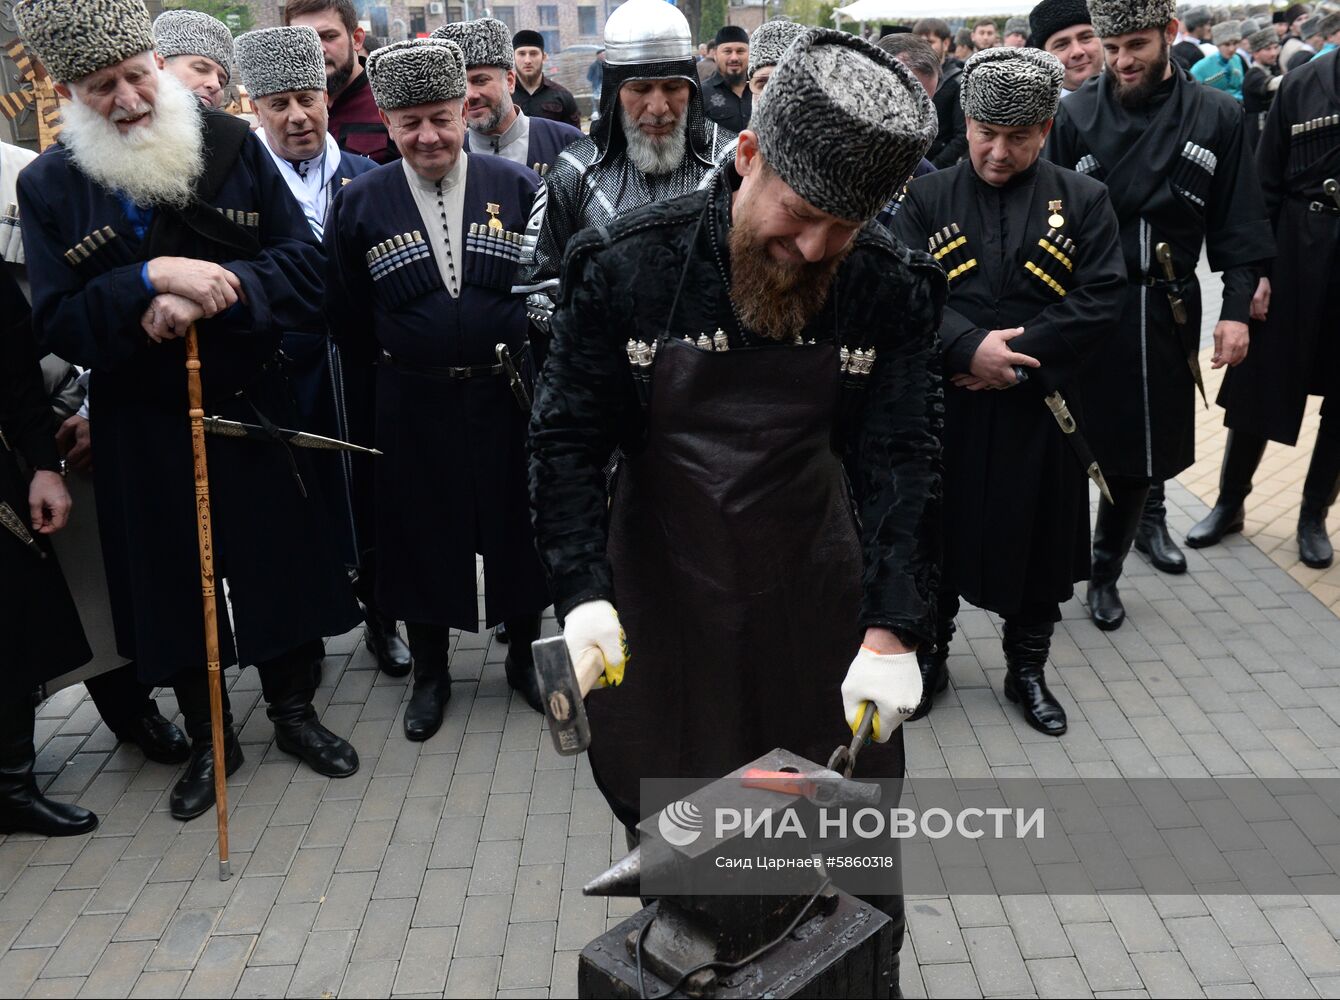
[562,600,629,697]
[840,646,922,742]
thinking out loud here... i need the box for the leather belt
[1307,201,1340,215]
[382,345,526,380]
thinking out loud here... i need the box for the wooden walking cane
[185,323,232,881]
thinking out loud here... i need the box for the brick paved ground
[3,264,1340,998]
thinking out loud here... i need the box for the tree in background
[699,0,727,42]
[164,0,255,35]
[781,0,840,31]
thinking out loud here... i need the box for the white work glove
[840,646,923,743]
[562,599,629,697]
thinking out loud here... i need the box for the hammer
[531,636,606,755]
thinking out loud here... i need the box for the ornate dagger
[1154,242,1207,408]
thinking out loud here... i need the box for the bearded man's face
[1103,26,1173,107]
[728,147,861,342]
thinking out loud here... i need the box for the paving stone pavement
[4,265,1340,999]
[0,500,1337,999]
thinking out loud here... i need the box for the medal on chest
[1047,199,1065,229]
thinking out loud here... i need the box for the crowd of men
[2,0,1339,988]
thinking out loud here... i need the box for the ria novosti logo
[657,800,704,847]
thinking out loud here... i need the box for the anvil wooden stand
[185,324,231,881]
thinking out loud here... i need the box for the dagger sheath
[1044,391,1114,504]
[201,417,382,456]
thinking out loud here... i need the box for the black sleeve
[528,246,641,622]
[322,189,380,368]
[841,257,946,644]
[563,89,582,131]
[931,86,968,170]
[1203,103,1275,321]
[0,269,61,472]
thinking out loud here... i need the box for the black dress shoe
[1002,622,1067,737]
[269,699,359,777]
[404,666,452,741]
[364,612,412,678]
[115,711,190,765]
[170,735,244,821]
[907,645,948,722]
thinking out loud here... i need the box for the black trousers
[167,639,324,743]
[83,662,156,735]
[938,592,1061,631]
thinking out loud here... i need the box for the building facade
[245,0,616,51]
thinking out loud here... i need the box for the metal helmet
[604,0,693,66]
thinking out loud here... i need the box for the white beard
[61,71,205,209]
[620,106,687,176]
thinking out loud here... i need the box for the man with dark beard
[16,0,365,821]
[433,18,582,177]
[510,30,583,130]
[521,0,736,338]
[1045,0,1273,631]
[529,30,941,991]
[701,25,752,132]
[893,48,1125,733]
[287,0,399,164]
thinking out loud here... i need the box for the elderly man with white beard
[521,0,736,346]
[16,0,365,823]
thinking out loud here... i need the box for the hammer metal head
[532,636,591,756]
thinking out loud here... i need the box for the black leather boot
[116,711,191,765]
[908,601,954,722]
[169,731,244,821]
[404,624,452,742]
[1134,481,1186,574]
[1186,430,1268,548]
[1299,430,1340,569]
[1088,482,1147,631]
[0,696,98,836]
[493,623,509,645]
[363,610,412,678]
[260,648,359,777]
[502,614,544,714]
[1002,620,1067,736]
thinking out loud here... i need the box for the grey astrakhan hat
[234,26,325,99]
[749,17,806,77]
[366,37,466,110]
[1087,0,1177,38]
[1211,20,1243,44]
[1004,15,1032,35]
[1238,17,1261,34]
[1317,11,1340,36]
[15,0,154,84]
[1181,5,1212,29]
[1299,14,1324,38]
[961,46,1064,126]
[1246,25,1279,49]
[430,17,513,70]
[751,28,937,222]
[153,10,233,83]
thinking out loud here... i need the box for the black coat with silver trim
[529,166,946,643]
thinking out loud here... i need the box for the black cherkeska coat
[893,158,1126,617]
[0,266,91,686]
[19,114,361,685]
[1046,70,1274,481]
[1219,50,1340,445]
